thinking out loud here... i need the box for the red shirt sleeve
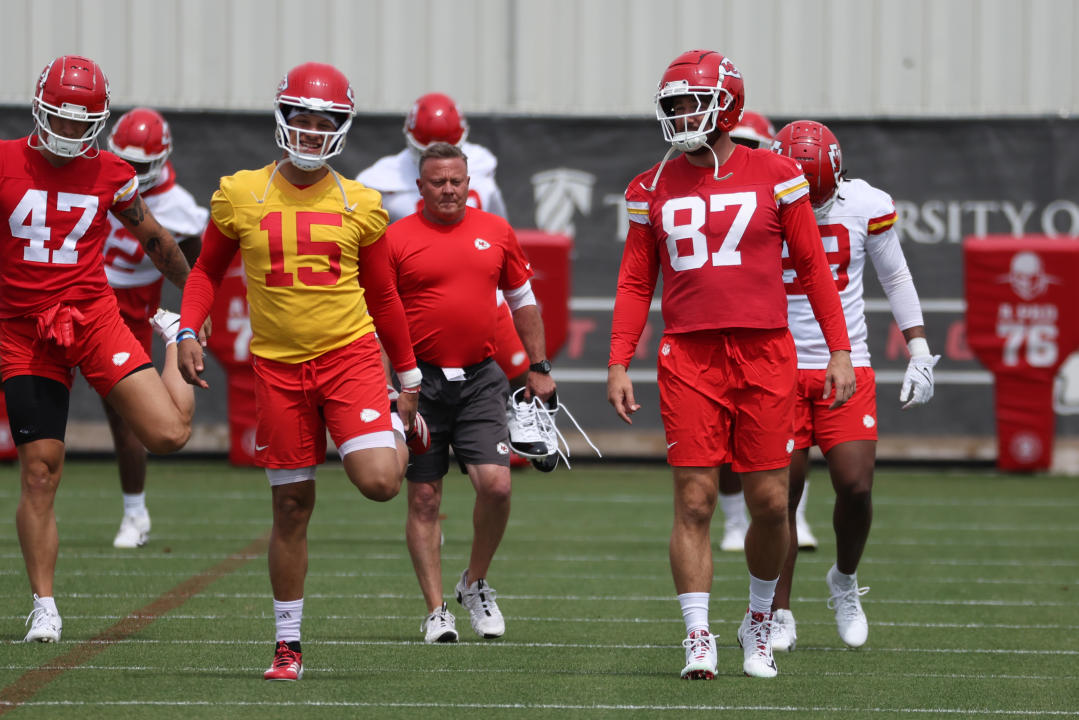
[609,221,659,368]
[358,234,418,375]
[782,200,851,352]
[179,220,238,331]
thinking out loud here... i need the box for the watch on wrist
[529,359,552,375]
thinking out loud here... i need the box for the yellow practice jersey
[210,164,389,362]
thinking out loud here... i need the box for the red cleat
[264,641,303,681]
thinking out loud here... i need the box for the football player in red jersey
[0,56,196,643]
[177,62,422,681]
[766,120,938,653]
[102,107,208,550]
[385,142,556,644]
[607,50,855,679]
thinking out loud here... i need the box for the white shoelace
[423,603,455,631]
[682,632,713,661]
[828,584,870,620]
[510,400,545,443]
[744,613,773,653]
[510,388,602,469]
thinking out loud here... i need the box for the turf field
[0,460,1076,718]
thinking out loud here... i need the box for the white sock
[719,491,747,528]
[34,594,58,614]
[829,564,857,587]
[273,598,304,643]
[123,492,147,516]
[677,592,710,634]
[748,574,778,615]
[796,480,810,521]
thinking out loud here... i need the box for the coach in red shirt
[386,142,555,644]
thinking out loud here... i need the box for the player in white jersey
[356,92,506,223]
[357,93,553,470]
[716,111,820,554]
[768,120,940,651]
[103,108,208,549]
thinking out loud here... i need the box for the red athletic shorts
[251,332,391,469]
[793,366,877,454]
[658,327,796,472]
[491,302,528,380]
[112,279,164,354]
[0,294,151,395]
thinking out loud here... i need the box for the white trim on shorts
[266,467,317,486]
[338,430,396,457]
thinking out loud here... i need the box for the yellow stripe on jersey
[867,211,898,235]
[774,176,809,205]
[114,176,138,205]
[211,164,389,363]
[626,200,650,224]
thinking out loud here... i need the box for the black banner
[3,107,1077,451]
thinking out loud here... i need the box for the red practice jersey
[0,138,138,318]
[610,146,849,366]
[387,207,533,367]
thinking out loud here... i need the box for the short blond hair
[419,141,468,172]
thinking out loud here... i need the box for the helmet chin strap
[643,136,729,192]
[253,157,356,213]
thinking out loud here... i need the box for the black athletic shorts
[406,358,511,482]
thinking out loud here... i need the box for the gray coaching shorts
[406,357,512,482]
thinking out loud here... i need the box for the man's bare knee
[354,471,401,502]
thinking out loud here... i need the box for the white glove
[899,353,940,409]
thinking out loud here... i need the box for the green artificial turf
[0,460,1075,718]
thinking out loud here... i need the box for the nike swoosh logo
[667,441,678,449]
[255,444,269,451]
[918,368,932,382]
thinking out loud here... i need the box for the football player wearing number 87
[177,62,423,681]
[0,55,197,644]
[607,49,855,679]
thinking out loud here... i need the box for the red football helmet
[273,62,355,170]
[772,120,844,210]
[404,92,469,153]
[730,111,776,149]
[108,108,173,190]
[32,55,111,158]
[655,50,745,152]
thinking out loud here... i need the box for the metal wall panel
[0,0,1075,116]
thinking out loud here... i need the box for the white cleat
[421,602,459,644]
[770,608,797,652]
[796,513,819,550]
[737,609,778,678]
[150,308,181,345]
[455,570,505,638]
[827,565,869,647]
[506,389,554,459]
[795,481,818,550]
[719,520,747,552]
[113,511,151,548]
[680,628,717,679]
[24,595,62,643]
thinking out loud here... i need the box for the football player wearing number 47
[0,55,197,645]
[177,62,423,682]
[607,49,855,679]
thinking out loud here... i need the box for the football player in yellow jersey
[177,62,423,682]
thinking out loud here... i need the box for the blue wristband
[176,328,198,342]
